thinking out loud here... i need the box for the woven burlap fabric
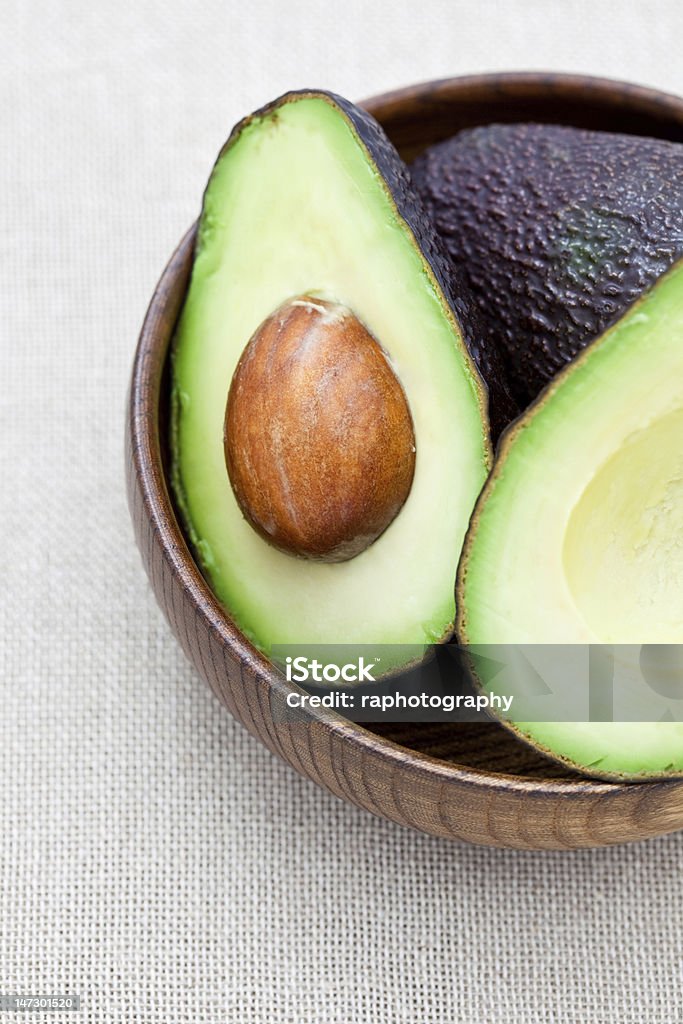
[3,2,683,1021]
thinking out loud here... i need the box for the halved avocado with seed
[171,91,491,667]
[457,259,683,780]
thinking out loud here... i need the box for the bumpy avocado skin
[411,123,683,407]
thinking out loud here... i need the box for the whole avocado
[411,123,683,407]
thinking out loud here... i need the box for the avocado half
[171,91,491,666]
[411,123,683,410]
[457,259,683,781]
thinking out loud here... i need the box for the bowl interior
[158,73,683,786]
[366,71,683,161]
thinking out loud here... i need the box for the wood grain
[126,73,683,849]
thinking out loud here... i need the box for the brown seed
[224,295,416,562]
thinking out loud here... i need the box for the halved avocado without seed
[457,259,683,780]
[171,91,491,670]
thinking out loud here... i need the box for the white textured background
[3,1,683,1021]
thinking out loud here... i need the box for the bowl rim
[360,69,683,121]
[129,70,683,801]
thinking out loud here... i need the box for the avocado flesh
[171,92,490,664]
[411,123,683,410]
[458,260,683,780]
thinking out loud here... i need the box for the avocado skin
[217,91,516,437]
[411,123,683,407]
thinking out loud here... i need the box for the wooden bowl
[127,72,683,849]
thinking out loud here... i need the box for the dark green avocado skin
[411,123,683,407]
[220,91,518,437]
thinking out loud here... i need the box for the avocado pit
[224,296,416,562]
